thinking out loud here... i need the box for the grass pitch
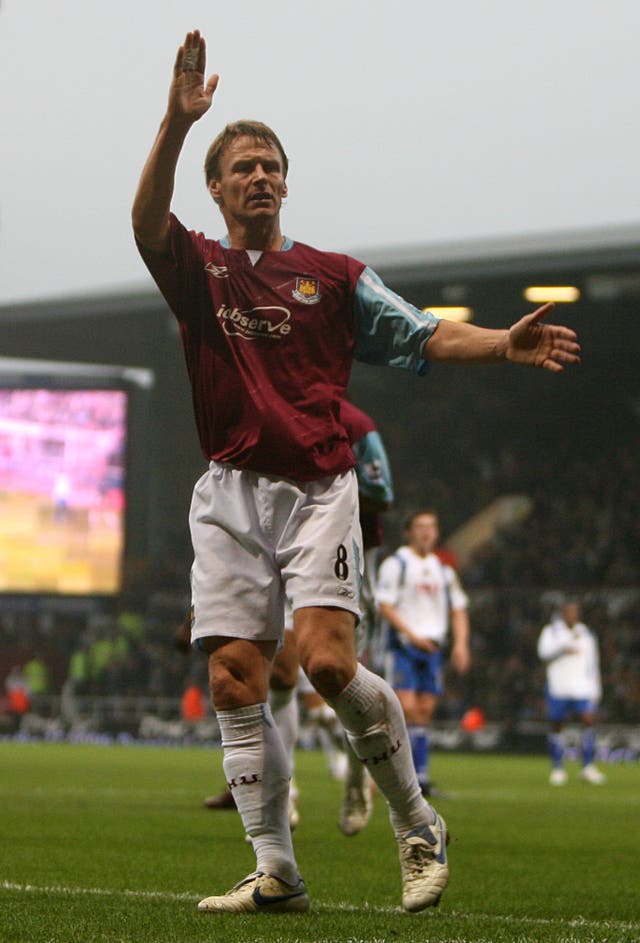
[1,741,638,943]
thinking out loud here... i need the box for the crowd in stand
[1,405,638,730]
[1,552,638,733]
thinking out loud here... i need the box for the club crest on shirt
[293,276,321,305]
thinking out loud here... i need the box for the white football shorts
[189,461,363,645]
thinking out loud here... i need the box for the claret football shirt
[138,214,438,480]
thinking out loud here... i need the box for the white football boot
[397,814,449,912]
[198,871,310,913]
[579,763,606,785]
[339,776,373,836]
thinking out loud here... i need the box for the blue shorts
[388,645,443,696]
[545,692,598,723]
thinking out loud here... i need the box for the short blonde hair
[204,120,289,183]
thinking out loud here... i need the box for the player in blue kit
[377,510,470,796]
[133,29,581,915]
[537,600,606,785]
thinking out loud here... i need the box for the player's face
[208,136,288,224]
[407,514,439,556]
[563,602,580,627]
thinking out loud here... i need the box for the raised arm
[131,30,219,251]
[425,303,580,373]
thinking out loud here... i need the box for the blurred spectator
[5,666,31,725]
[67,637,92,695]
[181,679,207,722]
[23,656,49,696]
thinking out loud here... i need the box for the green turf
[1,741,638,942]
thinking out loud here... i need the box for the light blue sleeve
[353,266,440,374]
[352,430,394,506]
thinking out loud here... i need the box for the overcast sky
[1,0,639,304]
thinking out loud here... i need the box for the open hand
[168,30,219,124]
[507,303,581,372]
[411,637,440,654]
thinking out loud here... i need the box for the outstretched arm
[425,303,580,373]
[132,30,219,252]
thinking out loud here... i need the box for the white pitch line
[2,881,639,934]
[1,880,195,902]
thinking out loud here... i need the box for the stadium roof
[352,221,640,281]
[1,221,639,322]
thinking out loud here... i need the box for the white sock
[216,703,299,885]
[344,737,366,789]
[269,687,299,770]
[327,664,434,833]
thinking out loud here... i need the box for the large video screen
[0,388,128,595]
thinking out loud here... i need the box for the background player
[537,599,606,785]
[377,510,470,795]
[132,29,580,916]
